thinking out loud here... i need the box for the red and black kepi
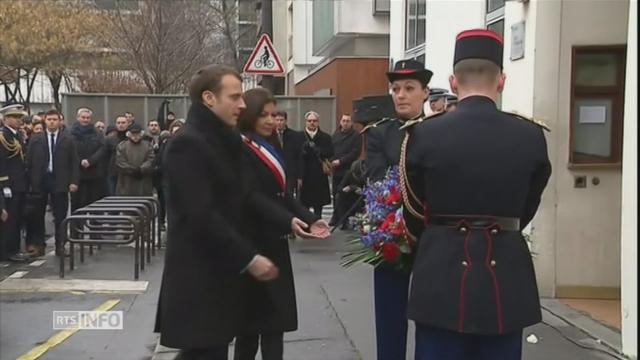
[386,59,433,85]
[454,29,504,68]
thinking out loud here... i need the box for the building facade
[388,0,636,357]
[273,0,392,122]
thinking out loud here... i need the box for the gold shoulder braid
[502,110,551,132]
[0,132,24,161]
[399,131,424,221]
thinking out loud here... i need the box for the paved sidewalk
[153,229,626,360]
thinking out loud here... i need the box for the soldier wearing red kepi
[402,29,552,360]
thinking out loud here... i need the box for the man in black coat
[328,114,361,226]
[363,59,433,360]
[25,109,79,257]
[69,107,106,213]
[155,64,319,360]
[0,105,31,262]
[275,111,305,199]
[405,29,551,360]
[104,115,129,195]
[300,111,334,217]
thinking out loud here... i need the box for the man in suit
[363,59,433,360]
[329,114,361,226]
[274,111,304,199]
[25,109,79,257]
[0,104,31,262]
[404,29,551,360]
[156,64,287,360]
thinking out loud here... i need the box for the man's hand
[247,255,279,281]
[69,184,78,193]
[309,219,331,238]
[1,209,8,222]
[81,159,90,168]
[331,159,340,168]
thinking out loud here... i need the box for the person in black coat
[0,105,30,262]
[69,108,106,212]
[328,114,361,225]
[104,115,129,195]
[154,65,324,360]
[274,111,305,198]
[405,29,551,360]
[235,88,330,360]
[300,111,334,217]
[25,109,79,257]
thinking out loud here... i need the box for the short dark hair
[188,64,242,103]
[167,111,175,117]
[148,119,159,125]
[453,59,501,87]
[274,110,288,119]
[238,88,279,147]
[44,109,61,118]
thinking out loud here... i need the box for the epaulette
[503,110,551,132]
[398,111,445,130]
[360,117,392,134]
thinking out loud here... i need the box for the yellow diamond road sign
[243,34,285,75]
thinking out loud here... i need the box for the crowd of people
[0,106,184,261]
[2,27,549,360]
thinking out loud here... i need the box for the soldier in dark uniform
[363,59,433,360]
[0,105,31,262]
[427,87,448,113]
[445,94,458,112]
[403,29,552,360]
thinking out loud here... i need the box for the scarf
[71,122,96,137]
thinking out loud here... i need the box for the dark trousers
[311,206,323,218]
[107,175,118,196]
[234,333,283,360]
[374,265,411,360]
[0,191,25,259]
[153,176,166,224]
[414,325,523,360]
[177,346,228,360]
[329,174,345,224]
[71,178,105,211]
[26,173,68,248]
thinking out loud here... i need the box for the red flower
[390,218,405,237]
[380,212,396,231]
[382,242,401,262]
[385,187,401,205]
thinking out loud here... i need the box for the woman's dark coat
[239,135,319,334]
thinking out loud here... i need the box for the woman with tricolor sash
[234,88,330,360]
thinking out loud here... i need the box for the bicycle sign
[243,34,285,75]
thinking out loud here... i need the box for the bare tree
[104,0,224,94]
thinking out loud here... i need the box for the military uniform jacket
[365,118,405,182]
[0,126,27,192]
[405,96,551,335]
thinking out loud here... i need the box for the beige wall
[503,0,559,297]
[553,0,628,293]
[621,1,637,356]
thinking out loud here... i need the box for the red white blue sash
[242,135,286,191]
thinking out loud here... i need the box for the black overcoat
[239,135,319,334]
[69,124,106,180]
[281,127,305,193]
[331,128,362,178]
[154,103,293,348]
[26,131,79,193]
[405,96,552,335]
[300,129,333,208]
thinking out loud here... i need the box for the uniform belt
[427,215,520,231]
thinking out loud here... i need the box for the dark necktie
[50,133,56,172]
[278,130,284,147]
